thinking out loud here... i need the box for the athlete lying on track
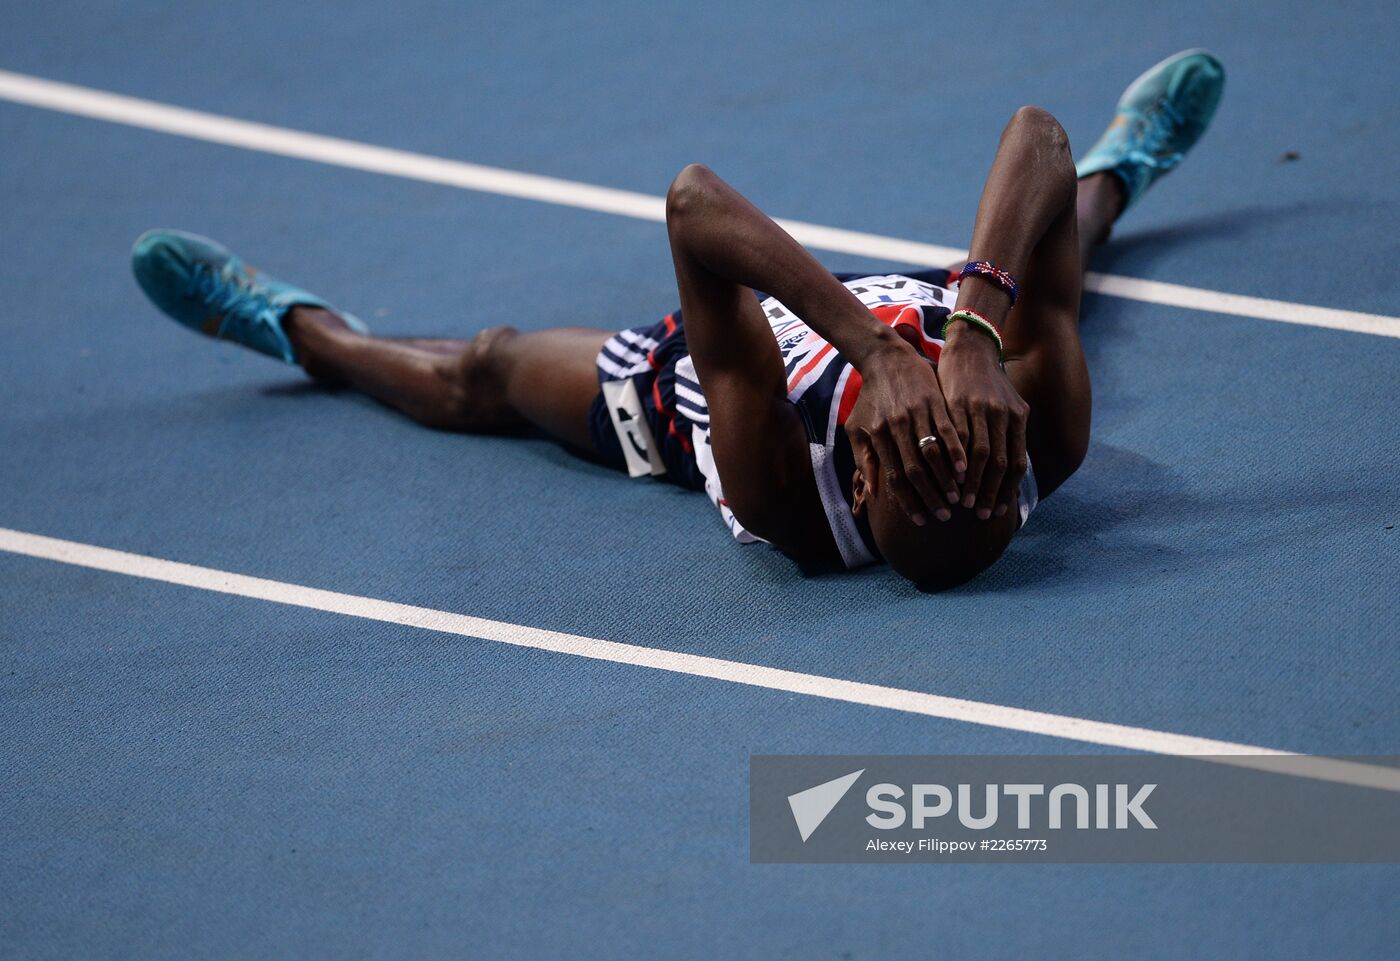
[131,50,1224,589]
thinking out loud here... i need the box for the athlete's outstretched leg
[285,308,609,452]
[130,229,610,454]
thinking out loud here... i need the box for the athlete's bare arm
[663,163,967,555]
[930,106,1085,521]
[944,107,1101,509]
[664,107,1095,543]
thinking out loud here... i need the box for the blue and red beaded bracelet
[952,260,1019,306]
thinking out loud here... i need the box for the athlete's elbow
[1006,106,1074,181]
[666,163,721,225]
[1008,105,1069,151]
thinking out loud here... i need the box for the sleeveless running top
[670,273,1039,568]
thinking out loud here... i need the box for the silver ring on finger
[917,435,940,452]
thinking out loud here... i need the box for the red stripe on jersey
[836,369,863,426]
[869,302,942,359]
[833,304,945,426]
[787,342,835,392]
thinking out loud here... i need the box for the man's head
[851,466,1017,590]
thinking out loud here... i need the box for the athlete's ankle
[285,304,355,338]
[1079,172,1127,222]
[1076,172,1127,249]
[285,305,357,383]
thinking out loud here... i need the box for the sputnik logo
[786,769,864,842]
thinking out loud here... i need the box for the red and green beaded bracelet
[941,308,1005,364]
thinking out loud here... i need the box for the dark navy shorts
[587,311,707,490]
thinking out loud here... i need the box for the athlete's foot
[1075,49,1225,211]
[130,229,368,364]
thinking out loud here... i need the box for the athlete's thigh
[499,327,613,452]
[1002,202,1092,497]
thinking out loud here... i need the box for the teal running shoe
[1075,49,1225,209]
[131,229,367,363]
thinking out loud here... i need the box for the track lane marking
[4,526,1398,793]
[1,68,1397,339]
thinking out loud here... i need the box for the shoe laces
[188,261,276,333]
[1123,98,1185,166]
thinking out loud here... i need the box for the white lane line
[2,68,1397,340]
[4,526,1398,793]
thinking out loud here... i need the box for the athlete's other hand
[844,344,966,525]
[936,325,1029,520]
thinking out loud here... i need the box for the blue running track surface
[2,1,1397,958]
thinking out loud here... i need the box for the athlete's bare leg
[284,309,609,454]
